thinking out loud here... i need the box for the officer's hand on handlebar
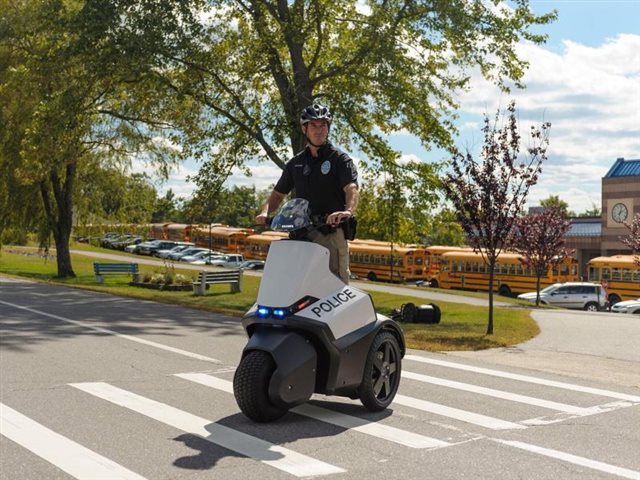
[326,210,352,226]
[255,213,268,225]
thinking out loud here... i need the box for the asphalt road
[2,277,639,480]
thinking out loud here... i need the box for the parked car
[181,250,220,263]
[517,282,608,311]
[155,243,194,259]
[188,252,228,265]
[169,247,210,261]
[239,260,265,270]
[137,240,179,256]
[206,254,245,268]
[611,298,640,314]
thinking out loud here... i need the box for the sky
[153,0,640,215]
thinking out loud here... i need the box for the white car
[611,298,640,314]
[517,282,608,312]
[156,243,194,259]
[181,250,220,263]
[205,254,245,268]
[188,252,228,265]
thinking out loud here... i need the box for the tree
[424,209,465,247]
[509,208,573,305]
[157,1,555,188]
[0,1,206,277]
[354,166,439,244]
[577,202,601,218]
[152,190,181,223]
[539,195,573,216]
[443,101,551,334]
[621,213,640,265]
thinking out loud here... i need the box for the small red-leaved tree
[509,208,573,306]
[444,101,550,334]
[621,213,640,265]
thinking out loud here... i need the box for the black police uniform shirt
[274,141,358,216]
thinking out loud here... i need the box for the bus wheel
[367,272,377,282]
[429,279,439,288]
[608,294,621,306]
[498,285,512,297]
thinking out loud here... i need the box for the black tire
[359,331,401,411]
[367,272,377,282]
[429,279,439,288]
[608,294,621,306]
[233,350,288,422]
[498,285,512,297]
[584,302,599,312]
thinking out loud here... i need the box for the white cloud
[456,33,640,213]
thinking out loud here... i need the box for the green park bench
[93,262,140,284]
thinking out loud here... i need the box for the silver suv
[518,282,608,311]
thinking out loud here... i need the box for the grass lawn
[0,245,539,351]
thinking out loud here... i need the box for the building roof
[604,158,640,178]
[566,220,601,237]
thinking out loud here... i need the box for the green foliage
[157,0,556,191]
[540,195,573,216]
[0,0,208,276]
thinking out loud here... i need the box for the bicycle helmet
[300,103,332,125]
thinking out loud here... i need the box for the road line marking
[0,300,221,364]
[493,439,640,480]
[174,372,451,450]
[403,371,593,415]
[70,382,344,477]
[405,355,640,402]
[392,394,525,430]
[0,403,147,480]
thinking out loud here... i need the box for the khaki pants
[308,228,350,284]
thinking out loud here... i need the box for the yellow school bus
[587,255,640,304]
[437,250,579,296]
[348,243,427,282]
[423,245,471,287]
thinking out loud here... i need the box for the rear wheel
[498,285,512,297]
[429,279,439,288]
[359,331,401,411]
[608,294,621,306]
[233,350,288,422]
[584,302,599,312]
[367,272,377,282]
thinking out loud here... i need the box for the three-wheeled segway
[233,198,405,422]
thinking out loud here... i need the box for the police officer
[256,103,358,283]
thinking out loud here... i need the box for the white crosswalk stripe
[70,382,345,477]
[0,403,147,480]
[402,370,596,415]
[491,439,640,480]
[404,354,640,403]
[174,372,453,449]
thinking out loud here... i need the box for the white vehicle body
[518,282,607,311]
[207,254,245,269]
[253,241,380,340]
[611,298,640,314]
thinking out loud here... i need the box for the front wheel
[233,350,288,422]
[359,331,401,411]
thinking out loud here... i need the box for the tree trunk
[40,163,76,278]
[535,274,542,306]
[487,263,495,335]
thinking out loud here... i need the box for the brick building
[565,157,639,276]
